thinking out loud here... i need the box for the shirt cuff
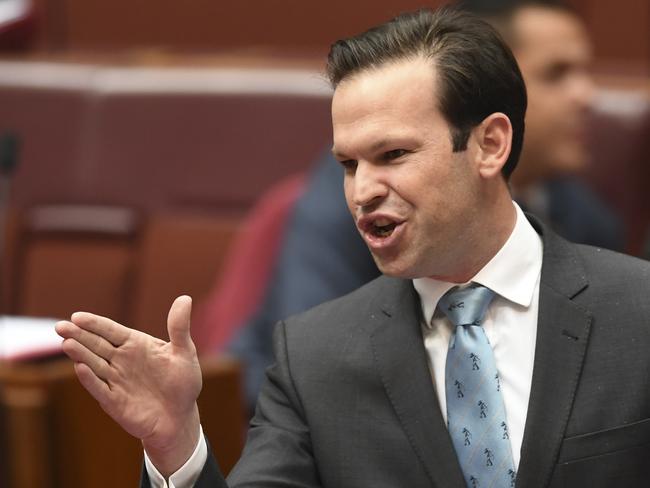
[144,425,208,488]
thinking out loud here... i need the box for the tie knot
[437,283,495,327]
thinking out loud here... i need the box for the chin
[374,259,420,280]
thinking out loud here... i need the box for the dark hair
[326,7,527,180]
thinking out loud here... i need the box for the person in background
[463,0,623,250]
[228,157,380,408]
[228,0,624,410]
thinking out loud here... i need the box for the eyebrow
[331,137,411,160]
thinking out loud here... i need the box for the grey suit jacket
[142,218,650,487]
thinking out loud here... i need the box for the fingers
[69,312,130,347]
[55,320,116,362]
[60,336,113,382]
[167,295,193,349]
[74,362,112,405]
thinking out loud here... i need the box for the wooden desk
[0,355,245,488]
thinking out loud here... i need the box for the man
[56,7,650,488]
[228,0,623,413]
[469,0,623,250]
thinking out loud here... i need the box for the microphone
[0,132,20,313]
[0,133,19,176]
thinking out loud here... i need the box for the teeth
[376,227,394,237]
[374,218,393,227]
[365,217,400,239]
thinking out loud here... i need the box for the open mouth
[357,215,404,247]
[372,218,398,238]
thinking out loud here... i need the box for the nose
[345,161,388,209]
[570,70,596,111]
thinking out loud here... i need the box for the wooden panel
[0,63,332,213]
[0,355,245,488]
[0,84,92,208]
[18,238,134,320]
[0,209,20,314]
[130,214,239,339]
[571,0,650,74]
[197,356,246,473]
[1,378,53,488]
[54,0,446,51]
[29,0,650,73]
[85,92,331,213]
[48,363,143,487]
[12,206,138,323]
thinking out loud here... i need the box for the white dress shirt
[144,426,207,488]
[413,202,543,468]
[146,202,543,485]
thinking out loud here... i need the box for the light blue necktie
[439,284,516,488]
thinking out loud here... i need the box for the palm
[56,295,203,463]
[98,329,202,444]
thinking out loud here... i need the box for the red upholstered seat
[192,173,306,354]
[586,84,650,254]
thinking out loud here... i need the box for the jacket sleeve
[139,437,228,488]
[226,319,322,487]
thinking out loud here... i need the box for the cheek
[390,174,424,208]
[528,83,571,125]
[527,80,559,109]
[525,105,557,140]
[343,178,356,214]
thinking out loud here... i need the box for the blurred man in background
[466,0,623,249]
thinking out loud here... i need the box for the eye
[383,149,408,161]
[338,159,358,171]
[542,62,571,83]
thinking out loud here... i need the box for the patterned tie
[439,284,516,488]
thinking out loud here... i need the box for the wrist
[142,404,201,477]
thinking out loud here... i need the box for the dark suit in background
[530,177,624,252]
[143,218,650,488]
[228,155,380,408]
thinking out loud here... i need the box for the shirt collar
[412,202,543,328]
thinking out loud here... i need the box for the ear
[472,113,512,179]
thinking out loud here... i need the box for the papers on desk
[0,316,63,361]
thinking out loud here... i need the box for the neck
[431,189,517,284]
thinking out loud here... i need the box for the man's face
[512,6,595,185]
[331,58,485,280]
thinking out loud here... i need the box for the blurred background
[0,0,648,486]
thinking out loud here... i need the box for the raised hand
[55,295,202,476]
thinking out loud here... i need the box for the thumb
[167,295,193,349]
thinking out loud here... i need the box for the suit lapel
[516,218,593,488]
[369,278,466,488]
